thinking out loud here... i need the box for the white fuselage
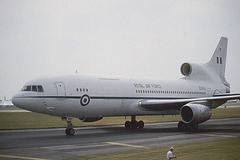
[12,74,226,119]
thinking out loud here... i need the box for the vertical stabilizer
[207,37,228,79]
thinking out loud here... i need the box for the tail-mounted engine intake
[181,63,192,76]
[180,104,212,124]
[78,117,103,122]
[180,63,208,77]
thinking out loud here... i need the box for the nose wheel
[65,127,75,136]
[125,116,144,129]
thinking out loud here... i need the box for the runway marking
[0,154,48,160]
[105,142,149,149]
[197,133,237,138]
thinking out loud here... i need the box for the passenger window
[32,86,37,92]
[37,86,44,92]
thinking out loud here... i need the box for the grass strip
[0,107,240,130]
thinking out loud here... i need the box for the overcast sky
[0,0,240,99]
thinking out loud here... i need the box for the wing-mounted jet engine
[178,103,212,131]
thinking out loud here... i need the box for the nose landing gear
[62,117,75,136]
[125,116,144,129]
[65,121,75,136]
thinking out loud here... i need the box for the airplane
[12,37,240,136]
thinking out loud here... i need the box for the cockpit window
[21,85,44,92]
[22,85,31,91]
[32,86,37,92]
[37,85,44,92]
[26,86,31,91]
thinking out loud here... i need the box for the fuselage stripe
[13,95,191,100]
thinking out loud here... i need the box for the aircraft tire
[131,121,138,129]
[125,121,131,129]
[138,121,144,129]
[190,123,198,130]
[178,121,185,131]
[65,128,75,136]
[184,124,191,132]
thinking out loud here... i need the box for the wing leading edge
[138,93,240,110]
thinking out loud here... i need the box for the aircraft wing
[138,93,240,110]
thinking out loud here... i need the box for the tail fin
[207,37,228,79]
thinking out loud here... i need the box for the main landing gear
[178,121,198,132]
[125,116,144,129]
[62,117,75,136]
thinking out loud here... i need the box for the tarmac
[0,117,240,160]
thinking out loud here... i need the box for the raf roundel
[80,95,90,106]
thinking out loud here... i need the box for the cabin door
[55,82,66,96]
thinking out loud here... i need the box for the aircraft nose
[12,93,24,108]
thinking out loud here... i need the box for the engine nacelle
[180,104,212,124]
[180,63,208,77]
[78,117,103,122]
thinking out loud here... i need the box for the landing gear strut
[178,121,198,132]
[62,117,75,136]
[125,116,144,129]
